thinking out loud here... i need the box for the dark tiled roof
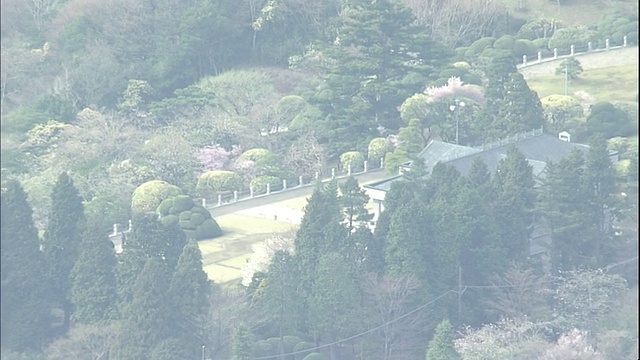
[365,132,591,191]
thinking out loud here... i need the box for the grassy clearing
[527,64,639,103]
[503,0,637,27]
[198,210,299,286]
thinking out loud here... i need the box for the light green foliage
[196,170,243,198]
[512,39,537,57]
[367,138,390,164]
[131,180,182,214]
[231,325,253,360]
[250,175,281,195]
[240,148,272,163]
[426,319,461,360]
[555,58,583,80]
[469,37,496,54]
[24,120,70,154]
[548,26,597,50]
[118,79,152,113]
[156,195,221,239]
[493,35,515,50]
[540,94,584,133]
[339,151,365,172]
[140,131,201,186]
[385,119,424,173]
[518,18,558,40]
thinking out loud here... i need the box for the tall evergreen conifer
[69,222,117,324]
[1,180,53,351]
[114,258,172,360]
[425,319,460,360]
[42,172,86,329]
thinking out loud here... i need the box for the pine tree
[42,172,86,329]
[1,180,53,352]
[538,149,592,271]
[117,213,187,306]
[350,225,385,276]
[385,118,425,173]
[231,325,253,360]
[308,252,363,354]
[339,176,372,233]
[583,135,619,265]
[426,319,461,360]
[69,222,117,324]
[493,147,536,260]
[310,0,450,156]
[168,241,212,358]
[385,197,430,280]
[114,257,172,360]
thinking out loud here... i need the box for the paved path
[519,46,638,80]
[207,168,388,218]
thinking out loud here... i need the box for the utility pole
[458,266,463,322]
[564,60,569,96]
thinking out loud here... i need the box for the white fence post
[364,160,368,172]
[315,171,319,181]
[266,183,271,195]
[588,42,592,52]
[348,164,352,176]
[570,45,574,56]
[522,55,527,66]
[217,194,222,206]
[128,219,132,231]
[553,48,557,58]
[250,187,254,198]
[537,51,542,63]
[299,175,303,186]
[233,190,238,201]
[331,168,335,179]
[606,38,610,50]
[202,198,206,207]
[282,179,287,190]
[113,224,118,235]
[623,36,627,47]
[380,157,384,168]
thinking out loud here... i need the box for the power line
[250,255,640,359]
[253,290,457,359]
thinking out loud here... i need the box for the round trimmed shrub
[469,37,496,54]
[190,212,205,226]
[196,170,243,197]
[518,18,558,40]
[179,219,195,230]
[131,180,182,214]
[532,38,548,50]
[626,30,638,45]
[252,340,274,357]
[540,95,584,122]
[340,151,365,172]
[513,39,537,57]
[156,198,174,216]
[493,35,515,50]
[179,210,192,221]
[455,47,469,56]
[195,218,222,239]
[172,195,194,213]
[548,26,597,51]
[293,341,314,356]
[453,61,471,69]
[239,148,271,162]
[250,175,281,195]
[190,205,210,216]
[160,214,179,227]
[368,138,390,161]
[464,49,475,58]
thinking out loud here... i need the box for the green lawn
[527,64,639,103]
[197,206,300,287]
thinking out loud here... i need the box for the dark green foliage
[308,252,363,343]
[168,241,211,359]
[308,0,451,157]
[426,319,461,360]
[555,57,584,80]
[0,108,48,133]
[157,195,221,239]
[83,196,129,235]
[42,172,86,330]
[149,338,194,360]
[251,175,282,194]
[69,222,117,325]
[253,251,304,341]
[385,198,430,279]
[339,176,372,233]
[585,102,636,139]
[493,147,536,260]
[114,258,172,360]
[231,325,253,360]
[1,180,53,352]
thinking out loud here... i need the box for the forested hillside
[1,0,638,359]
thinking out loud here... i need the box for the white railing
[518,36,631,68]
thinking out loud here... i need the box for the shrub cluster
[157,195,222,240]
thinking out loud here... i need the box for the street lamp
[449,100,465,145]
